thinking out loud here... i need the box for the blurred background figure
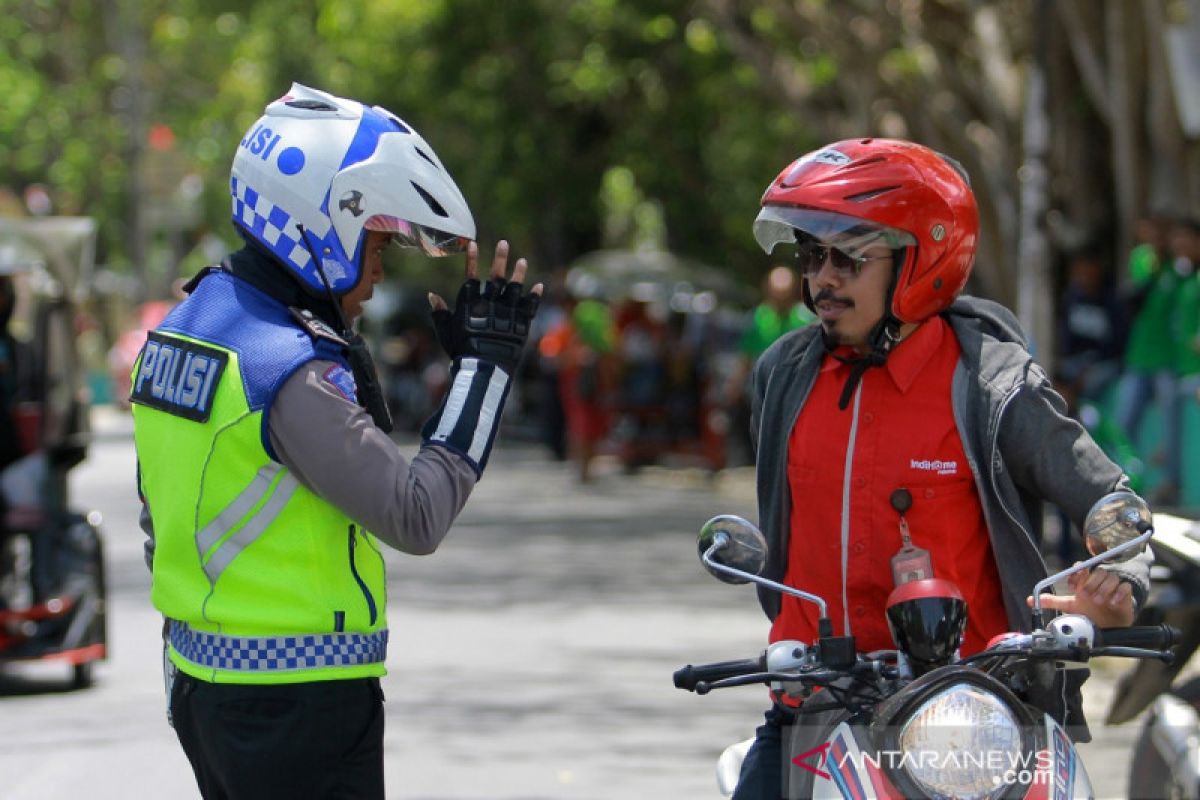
[533,278,573,462]
[1169,218,1200,461]
[1056,241,1127,408]
[1126,216,1171,289]
[558,295,617,482]
[724,264,814,466]
[0,276,27,475]
[1052,241,1132,565]
[613,289,669,470]
[372,289,450,434]
[1114,216,1189,505]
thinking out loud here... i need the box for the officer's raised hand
[429,240,542,374]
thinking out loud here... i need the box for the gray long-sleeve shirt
[267,360,477,555]
[141,359,476,567]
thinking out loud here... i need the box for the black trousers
[171,673,385,800]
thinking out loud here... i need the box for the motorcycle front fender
[716,738,753,797]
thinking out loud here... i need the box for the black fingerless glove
[431,277,540,375]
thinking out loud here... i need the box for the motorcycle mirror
[1031,490,1154,627]
[1083,491,1152,562]
[697,515,768,584]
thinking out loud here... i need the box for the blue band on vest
[158,270,350,460]
[169,620,387,673]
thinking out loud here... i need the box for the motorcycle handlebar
[673,656,765,691]
[1093,624,1179,650]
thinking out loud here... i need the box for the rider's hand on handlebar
[1026,567,1134,628]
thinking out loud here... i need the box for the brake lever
[1089,646,1175,664]
[696,670,832,695]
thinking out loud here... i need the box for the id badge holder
[889,488,932,586]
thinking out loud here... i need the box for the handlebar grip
[673,656,765,691]
[1094,624,1180,650]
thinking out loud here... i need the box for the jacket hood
[944,295,1028,350]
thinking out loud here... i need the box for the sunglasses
[796,241,893,279]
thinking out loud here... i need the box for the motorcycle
[1105,510,1200,799]
[0,217,107,689]
[675,491,1178,799]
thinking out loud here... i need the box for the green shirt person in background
[737,265,816,360]
[1168,220,1200,506]
[1115,217,1189,505]
[724,265,814,465]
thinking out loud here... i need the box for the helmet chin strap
[823,315,903,410]
[821,248,907,411]
[296,224,395,433]
[296,225,354,337]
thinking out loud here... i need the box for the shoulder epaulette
[289,307,348,347]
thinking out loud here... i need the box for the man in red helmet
[732,139,1151,798]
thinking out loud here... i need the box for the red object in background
[108,301,175,406]
[13,402,41,455]
[148,123,176,151]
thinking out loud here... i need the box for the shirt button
[854,477,866,489]
[925,488,936,499]
[853,542,865,554]
[855,605,866,616]
[863,412,874,424]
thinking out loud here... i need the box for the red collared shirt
[770,316,1008,657]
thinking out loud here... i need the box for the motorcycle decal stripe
[1051,724,1074,800]
[169,620,387,672]
[829,735,868,800]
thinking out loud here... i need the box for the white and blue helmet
[230,83,475,295]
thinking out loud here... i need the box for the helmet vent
[843,156,887,171]
[845,185,899,203]
[411,182,448,218]
[285,99,338,112]
[414,147,438,168]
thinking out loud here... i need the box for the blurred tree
[696,0,1200,365]
[1,0,1197,359]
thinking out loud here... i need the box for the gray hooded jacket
[749,294,1151,737]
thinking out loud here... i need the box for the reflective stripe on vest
[195,463,301,583]
[169,620,388,673]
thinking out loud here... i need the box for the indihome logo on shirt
[910,458,959,476]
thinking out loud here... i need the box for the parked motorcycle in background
[0,218,107,689]
[675,492,1178,799]
[1106,511,1200,799]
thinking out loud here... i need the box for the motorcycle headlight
[896,683,1023,800]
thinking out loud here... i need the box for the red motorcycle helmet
[753,138,979,324]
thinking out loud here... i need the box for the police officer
[132,84,541,799]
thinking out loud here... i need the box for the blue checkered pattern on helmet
[231,176,319,286]
[169,620,388,672]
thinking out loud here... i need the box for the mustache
[813,288,851,306]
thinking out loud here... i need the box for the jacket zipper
[347,524,378,626]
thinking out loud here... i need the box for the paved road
[0,410,1155,798]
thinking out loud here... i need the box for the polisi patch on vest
[131,332,228,422]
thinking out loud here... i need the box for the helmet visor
[365,214,472,257]
[753,206,916,259]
